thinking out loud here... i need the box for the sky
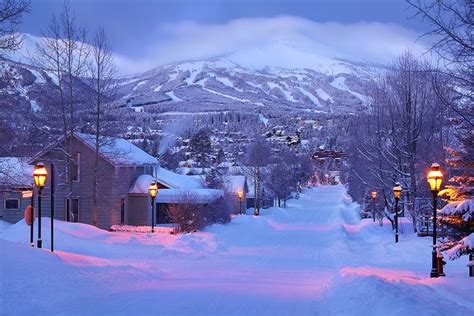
[19,0,429,74]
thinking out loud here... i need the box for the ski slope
[0,186,472,315]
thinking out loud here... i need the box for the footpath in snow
[0,185,472,315]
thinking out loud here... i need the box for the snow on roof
[155,189,223,204]
[129,174,155,194]
[75,133,158,166]
[156,167,204,189]
[0,157,34,188]
[217,161,235,168]
[225,175,246,193]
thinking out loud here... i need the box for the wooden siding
[226,192,248,214]
[0,190,32,223]
[31,136,156,229]
[128,195,150,226]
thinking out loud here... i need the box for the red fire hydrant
[437,251,446,277]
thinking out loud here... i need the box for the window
[72,153,80,182]
[4,198,20,210]
[120,198,125,224]
[66,198,80,222]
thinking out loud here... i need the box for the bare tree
[407,0,473,125]
[245,137,271,215]
[32,1,89,221]
[0,0,29,54]
[347,52,448,231]
[88,26,116,226]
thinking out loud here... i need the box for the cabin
[0,157,34,223]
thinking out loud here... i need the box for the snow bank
[0,220,12,233]
[1,185,473,315]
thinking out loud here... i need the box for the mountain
[1,35,385,157]
[114,45,384,119]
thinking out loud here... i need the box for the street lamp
[371,191,377,222]
[33,162,47,249]
[393,183,402,243]
[149,181,158,233]
[427,163,443,278]
[237,191,244,214]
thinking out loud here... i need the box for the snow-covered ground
[1,186,472,315]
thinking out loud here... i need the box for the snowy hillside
[115,52,381,117]
[1,33,383,120]
[1,186,472,315]
[1,33,383,156]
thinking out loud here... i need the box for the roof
[129,168,224,204]
[0,157,34,188]
[155,167,204,189]
[129,174,155,194]
[225,175,247,193]
[74,133,158,166]
[31,132,158,167]
[129,167,205,195]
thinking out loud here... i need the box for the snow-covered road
[1,186,472,315]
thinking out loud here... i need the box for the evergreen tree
[205,167,224,189]
[189,128,212,167]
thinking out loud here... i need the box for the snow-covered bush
[438,199,474,262]
[167,192,232,233]
[446,233,473,260]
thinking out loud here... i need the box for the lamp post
[33,162,47,249]
[393,183,402,243]
[427,163,443,278]
[238,191,243,214]
[149,181,158,233]
[371,191,377,222]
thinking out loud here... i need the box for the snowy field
[0,186,472,315]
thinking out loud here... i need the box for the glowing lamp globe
[427,163,443,192]
[237,191,243,199]
[149,181,158,198]
[393,183,402,200]
[33,162,48,189]
[371,191,377,199]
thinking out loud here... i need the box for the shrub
[167,192,232,233]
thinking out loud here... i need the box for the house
[224,175,248,214]
[28,132,159,229]
[13,132,223,230]
[0,157,34,223]
[129,168,222,225]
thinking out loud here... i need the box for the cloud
[117,15,428,74]
[12,16,428,75]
